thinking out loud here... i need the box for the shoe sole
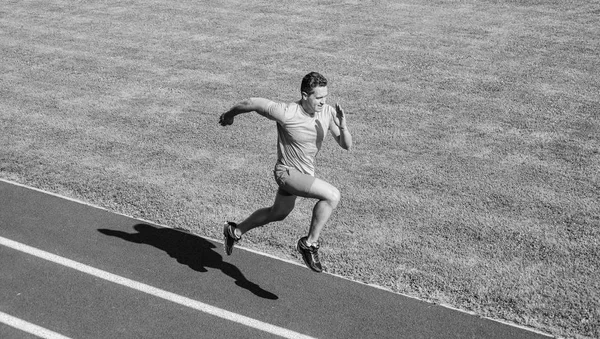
[223,224,234,255]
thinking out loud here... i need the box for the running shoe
[223,222,240,255]
[296,236,323,273]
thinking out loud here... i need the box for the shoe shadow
[98,224,278,300]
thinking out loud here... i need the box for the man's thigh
[276,167,316,197]
[278,169,337,201]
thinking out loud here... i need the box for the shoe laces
[308,243,320,262]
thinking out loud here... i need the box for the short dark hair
[301,72,328,95]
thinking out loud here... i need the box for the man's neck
[299,100,315,117]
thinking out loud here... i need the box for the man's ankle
[234,228,243,238]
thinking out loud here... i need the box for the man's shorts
[273,165,316,197]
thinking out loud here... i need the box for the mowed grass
[1,0,599,337]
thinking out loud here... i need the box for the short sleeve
[264,101,288,123]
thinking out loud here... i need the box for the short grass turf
[1,0,599,338]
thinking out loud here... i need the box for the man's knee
[327,187,341,208]
[269,206,294,222]
[272,212,290,222]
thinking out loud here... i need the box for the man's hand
[334,103,347,129]
[333,103,352,150]
[219,112,234,126]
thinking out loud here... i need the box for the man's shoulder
[269,101,298,112]
[280,101,305,118]
[263,100,290,120]
[286,101,302,110]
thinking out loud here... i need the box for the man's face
[303,86,328,114]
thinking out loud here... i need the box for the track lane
[0,180,550,338]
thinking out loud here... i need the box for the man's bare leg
[235,192,297,237]
[303,178,341,244]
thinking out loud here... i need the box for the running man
[218,72,353,272]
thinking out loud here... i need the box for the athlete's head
[300,72,328,114]
[301,72,328,95]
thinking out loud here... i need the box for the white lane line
[0,236,316,339]
[0,311,72,339]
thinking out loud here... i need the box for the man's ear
[301,91,309,100]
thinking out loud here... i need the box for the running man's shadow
[98,224,278,300]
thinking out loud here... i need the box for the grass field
[1,0,599,337]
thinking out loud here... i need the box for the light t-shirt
[263,101,335,176]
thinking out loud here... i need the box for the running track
[0,179,551,338]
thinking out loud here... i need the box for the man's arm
[219,98,274,126]
[331,103,353,150]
